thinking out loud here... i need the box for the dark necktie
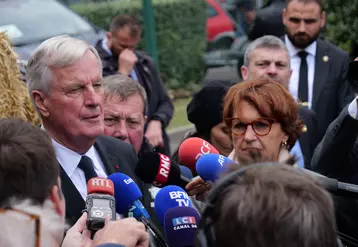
[78,155,97,183]
[298,50,309,104]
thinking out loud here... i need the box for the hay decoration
[0,32,41,126]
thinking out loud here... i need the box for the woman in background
[172,80,234,163]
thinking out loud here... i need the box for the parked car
[0,0,105,61]
[206,0,236,51]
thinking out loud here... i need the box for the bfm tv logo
[169,191,191,207]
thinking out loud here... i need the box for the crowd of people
[0,0,358,246]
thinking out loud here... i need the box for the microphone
[178,137,219,173]
[154,185,193,225]
[107,173,148,218]
[301,169,358,199]
[85,177,116,231]
[135,152,191,189]
[179,165,194,179]
[196,153,236,182]
[107,173,168,247]
[163,207,201,247]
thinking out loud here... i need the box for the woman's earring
[281,141,288,148]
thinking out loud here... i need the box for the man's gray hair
[103,74,148,115]
[244,35,290,67]
[0,199,66,247]
[26,35,102,114]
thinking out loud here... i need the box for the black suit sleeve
[299,107,319,170]
[145,58,174,128]
[311,105,358,181]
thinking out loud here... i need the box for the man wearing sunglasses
[240,35,318,169]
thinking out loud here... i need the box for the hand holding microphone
[107,172,168,247]
[85,177,116,231]
[92,217,149,247]
[61,212,93,247]
[186,153,236,201]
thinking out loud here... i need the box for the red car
[206,0,236,49]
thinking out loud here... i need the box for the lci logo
[172,216,197,226]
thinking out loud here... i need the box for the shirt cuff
[348,96,358,119]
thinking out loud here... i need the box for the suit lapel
[59,166,85,225]
[312,39,329,110]
[94,140,116,175]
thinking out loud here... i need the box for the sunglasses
[225,117,276,136]
[0,207,40,247]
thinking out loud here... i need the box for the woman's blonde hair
[0,32,40,125]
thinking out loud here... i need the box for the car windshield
[0,0,93,46]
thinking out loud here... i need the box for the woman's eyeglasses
[0,207,40,247]
[225,117,276,136]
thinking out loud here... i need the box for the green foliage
[71,0,207,89]
[324,0,358,57]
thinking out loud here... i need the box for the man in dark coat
[26,35,155,228]
[95,14,174,156]
[248,0,286,40]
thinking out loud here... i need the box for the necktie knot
[78,155,97,183]
[298,50,308,59]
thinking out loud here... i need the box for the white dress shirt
[285,35,317,109]
[52,139,108,200]
[348,96,358,119]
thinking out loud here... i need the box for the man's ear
[50,184,65,218]
[320,11,326,28]
[241,66,249,80]
[282,8,287,26]
[32,90,49,117]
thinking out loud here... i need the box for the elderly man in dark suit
[26,35,150,226]
[95,14,174,156]
[283,0,354,142]
[240,35,318,169]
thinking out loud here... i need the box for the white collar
[228,147,298,167]
[285,35,317,57]
[51,138,97,177]
[101,36,112,55]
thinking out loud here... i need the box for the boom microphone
[135,152,191,189]
[86,177,116,231]
[178,137,219,173]
[154,185,193,224]
[196,153,236,181]
[302,170,358,199]
[163,207,201,247]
